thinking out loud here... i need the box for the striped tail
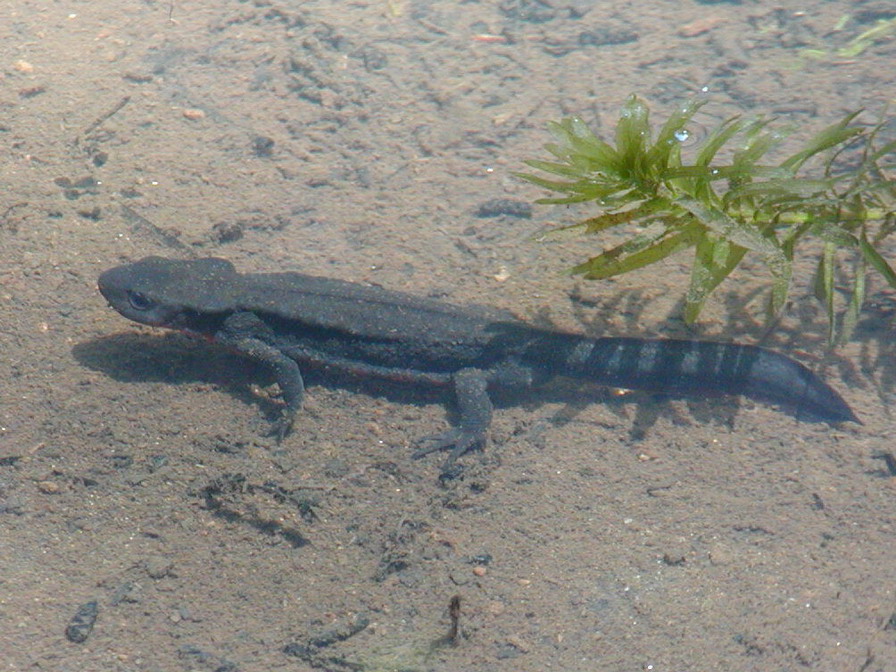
[555,337,857,423]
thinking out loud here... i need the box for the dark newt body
[98,257,857,472]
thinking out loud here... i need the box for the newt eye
[127,291,155,311]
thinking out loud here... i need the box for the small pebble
[182,108,206,120]
[65,601,99,643]
[475,198,532,219]
[506,634,531,653]
[252,135,275,157]
[36,480,60,494]
[678,17,724,37]
[145,556,174,579]
[211,220,244,243]
[662,548,688,565]
[708,544,735,566]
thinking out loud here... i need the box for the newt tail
[536,336,858,423]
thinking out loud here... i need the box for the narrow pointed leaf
[860,234,896,287]
[839,257,866,345]
[572,227,700,279]
[780,111,864,171]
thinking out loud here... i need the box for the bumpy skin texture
[98,257,858,472]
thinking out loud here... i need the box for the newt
[98,256,857,473]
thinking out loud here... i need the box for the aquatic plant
[519,95,896,344]
[801,16,896,60]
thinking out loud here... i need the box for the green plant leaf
[695,116,747,165]
[780,111,863,171]
[816,242,837,343]
[839,255,866,345]
[571,225,701,279]
[860,233,896,287]
[519,159,586,178]
[548,118,621,171]
[684,235,749,323]
[730,178,834,200]
[731,120,783,174]
[675,196,785,260]
[647,98,704,171]
[615,95,651,173]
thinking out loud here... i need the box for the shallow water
[1,1,894,669]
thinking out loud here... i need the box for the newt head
[98,256,238,328]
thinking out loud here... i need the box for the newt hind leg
[413,367,492,475]
[414,363,535,476]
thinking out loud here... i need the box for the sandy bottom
[1,1,894,670]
